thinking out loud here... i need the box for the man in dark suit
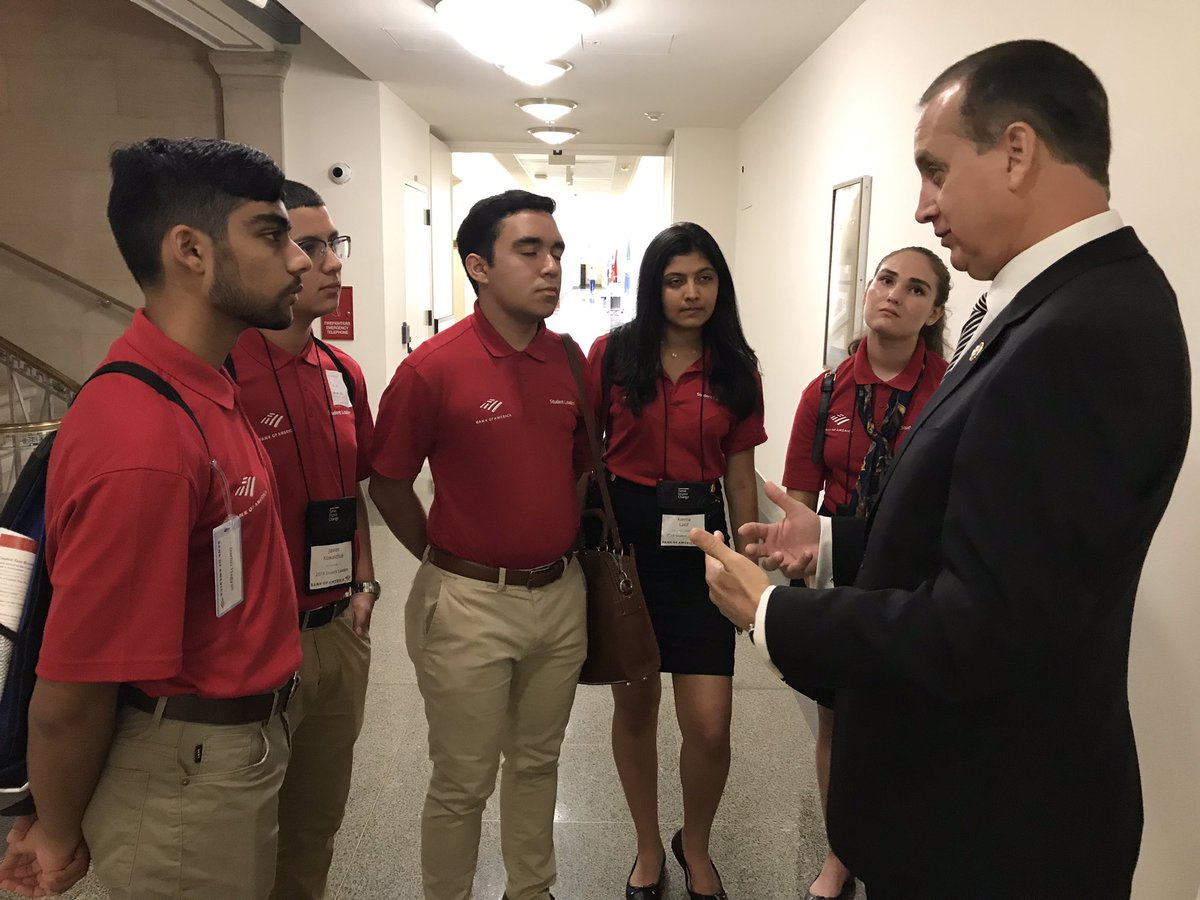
[691,40,1190,898]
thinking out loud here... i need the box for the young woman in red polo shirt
[782,245,950,900]
[587,222,765,900]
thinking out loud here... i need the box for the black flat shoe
[670,828,728,900]
[804,875,856,900]
[625,851,666,899]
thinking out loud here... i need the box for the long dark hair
[606,222,760,420]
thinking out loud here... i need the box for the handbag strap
[562,334,626,551]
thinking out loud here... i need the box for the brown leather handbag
[562,336,661,685]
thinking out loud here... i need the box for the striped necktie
[948,292,988,369]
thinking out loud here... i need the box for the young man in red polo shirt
[370,190,587,900]
[228,179,378,900]
[0,138,309,899]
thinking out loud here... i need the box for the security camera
[328,163,352,185]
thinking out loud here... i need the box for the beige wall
[0,0,222,380]
[735,1,1200,896]
[281,30,435,410]
[669,127,740,267]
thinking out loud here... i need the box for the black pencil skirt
[606,476,735,676]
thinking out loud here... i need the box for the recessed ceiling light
[644,111,664,122]
[499,59,572,86]
[529,127,580,145]
[435,0,602,67]
[516,98,578,122]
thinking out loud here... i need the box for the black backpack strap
[811,369,836,465]
[312,337,355,406]
[86,362,210,457]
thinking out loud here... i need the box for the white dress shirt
[751,209,1126,674]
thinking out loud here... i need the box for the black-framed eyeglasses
[297,235,351,261]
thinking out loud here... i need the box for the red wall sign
[321,286,354,340]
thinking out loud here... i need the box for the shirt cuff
[751,585,785,681]
[812,517,834,589]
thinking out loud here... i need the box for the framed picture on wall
[822,176,873,369]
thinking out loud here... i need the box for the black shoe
[804,876,856,900]
[625,851,666,899]
[670,828,728,900]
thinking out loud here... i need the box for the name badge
[326,370,352,408]
[660,513,705,547]
[213,515,244,617]
[305,497,357,593]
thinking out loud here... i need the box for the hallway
[20,515,832,899]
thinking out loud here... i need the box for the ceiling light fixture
[499,59,572,86]
[529,127,580,146]
[244,0,268,7]
[644,111,664,122]
[434,0,605,68]
[516,98,577,122]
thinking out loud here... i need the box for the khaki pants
[82,703,291,899]
[272,611,371,900]
[406,558,587,900]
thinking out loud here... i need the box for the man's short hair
[107,138,286,288]
[456,190,556,296]
[281,179,325,211]
[920,39,1111,189]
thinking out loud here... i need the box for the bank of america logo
[261,412,285,429]
[829,413,851,426]
[480,399,503,413]
[234,475,258,498]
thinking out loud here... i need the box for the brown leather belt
[119,674,298,726]
[428,546,570,589]
[299,597,351,630]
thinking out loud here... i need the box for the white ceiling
[276,0,866,148]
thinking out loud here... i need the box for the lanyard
[843,349,927,516]
[259,332,347,501]
[660,364,706,481]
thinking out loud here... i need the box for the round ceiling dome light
[529,127,580,145]
[499,59,572,86]
[516,98,578,122]
[435,0,604,68]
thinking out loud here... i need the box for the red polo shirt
[229,331,374,611]
[586,333,767,486]
[40,310,301,698]
[782,336,947,511]
[372,303,589,569]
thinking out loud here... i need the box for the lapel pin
[969,341,985,362]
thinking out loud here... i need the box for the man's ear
[163,224,210,279]
[464,252,489,288]
[1002,121,1038,191]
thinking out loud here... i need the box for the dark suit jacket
[766,227,1190,896]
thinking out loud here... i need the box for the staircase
[0,337,78,506]
[0,241,136,507]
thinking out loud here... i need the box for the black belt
[120,674,298,726]
[428,547,570,589]
[299,597,351,630]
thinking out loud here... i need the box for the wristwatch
[351,579,382,599]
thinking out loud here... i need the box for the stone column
[208,50,291,166]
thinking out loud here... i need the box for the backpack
[0,362,203,815]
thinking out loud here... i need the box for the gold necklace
[663,344,699,360]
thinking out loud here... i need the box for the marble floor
[3,517,840,899]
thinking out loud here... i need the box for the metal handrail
[0,420,59,435]
[0,334,81,394]
[0,240,137,317]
